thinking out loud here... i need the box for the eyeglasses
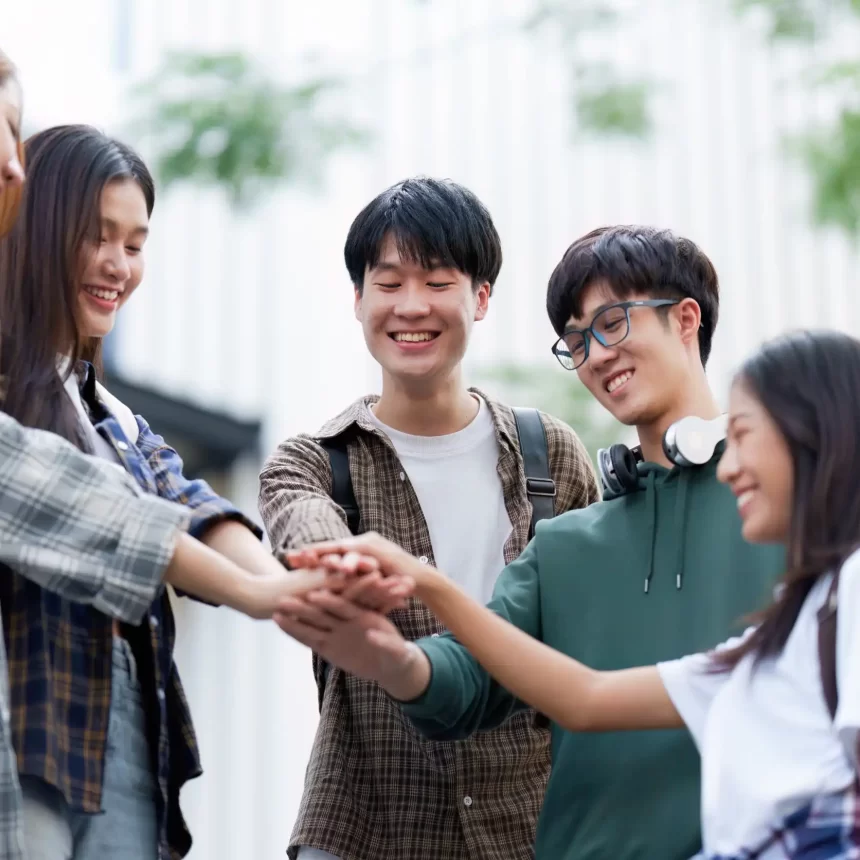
[551,299,680,370]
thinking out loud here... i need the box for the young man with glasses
[258,177,599,860]
[275,225,786,859]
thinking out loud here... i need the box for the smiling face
[355,233,489,387]
[567,281,700,427]
[77,179,150,338]
[717,379,794,544]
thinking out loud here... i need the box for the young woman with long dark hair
[0,123,312,860]
[291,328,860,859]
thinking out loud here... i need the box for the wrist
[381,642,431,702]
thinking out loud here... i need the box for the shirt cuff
[399,637,464,724]
[97,496,191,623]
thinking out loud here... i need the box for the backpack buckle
[526,478,556,497]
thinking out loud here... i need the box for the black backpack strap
[817,572,839,720]
[512,407,555,540]
[319,434,360,535]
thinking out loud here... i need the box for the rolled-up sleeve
[0,413,191,623]
[134,414,262,540]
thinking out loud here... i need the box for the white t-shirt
[365,396,513,604]
[658,550,860,858]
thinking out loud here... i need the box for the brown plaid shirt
[259,390,599,860]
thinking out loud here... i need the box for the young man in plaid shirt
[259,177,599,860]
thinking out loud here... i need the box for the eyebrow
[101,217,149,238]
[727,412,752,428]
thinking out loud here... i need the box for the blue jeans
[21,637,159,859]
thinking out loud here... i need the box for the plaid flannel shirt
[259,390,600,860]
[0,364,261,860]
[0,410,190,860]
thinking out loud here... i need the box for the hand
[273,575,431,700]
[235,567,331,620]
[287,532,441,592]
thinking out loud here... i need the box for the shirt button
[116,441,129,451]
[419,556,428,564]
[399,472,406,481]
[463,796,473,807]
[431,633,440,638]
[157,688,166,703]
[150,616,159,629]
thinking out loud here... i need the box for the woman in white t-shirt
[294,328,860,859]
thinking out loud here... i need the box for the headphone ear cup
[610,444,640,493]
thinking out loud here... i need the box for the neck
[372,368,479,436]
[636,371,721,467]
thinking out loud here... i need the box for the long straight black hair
[715,329,860,669]
[0,125,154,448]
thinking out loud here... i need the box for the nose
[716,440,738,485]
[394,283,431,318]
[102,242,131,282]
[0,153,24,190]
[584,336,618,371]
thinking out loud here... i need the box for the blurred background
[5,0,860,856]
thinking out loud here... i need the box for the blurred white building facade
[6,0,859,856]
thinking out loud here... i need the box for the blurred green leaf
[575,79,652,138]
[796,108,860,234]
[129,52,368,207]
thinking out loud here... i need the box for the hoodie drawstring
[673,470,691,590]
[643,468,692,593]
[643,471,658,593]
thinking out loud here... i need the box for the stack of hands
[276,534,443,701]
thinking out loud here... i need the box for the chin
[741,518,782,545]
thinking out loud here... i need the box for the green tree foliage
[735,0,860,235]
[529,0,860,236]
[130,52,366,207]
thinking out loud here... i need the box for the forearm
[164,533,259,611]
[202,519,284,577]
[417,576,681,732]
[380,642,433,702]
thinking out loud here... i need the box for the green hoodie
[402,453,784,859]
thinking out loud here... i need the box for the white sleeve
[835,553,860,771]
[657,629,754,750]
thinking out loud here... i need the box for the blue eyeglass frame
[551,299,680,370]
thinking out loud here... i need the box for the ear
[474,282,491,322]
[354,287,362,321]
[675,297,702,351]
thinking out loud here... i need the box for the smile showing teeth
[606,371,633,393]
[393,332,436,343]
[83,285,119,302]
[736,490,755,511]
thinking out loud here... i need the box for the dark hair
[0,124,155,447]
[0,48,24,237]
[546,225,720,366]
[344,176,503,294]
[714,329,860,670]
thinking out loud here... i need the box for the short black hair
[546,225,720,366]
[344,176,503,294]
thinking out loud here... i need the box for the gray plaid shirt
[259,391,600,860]
[0,413,189,860]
